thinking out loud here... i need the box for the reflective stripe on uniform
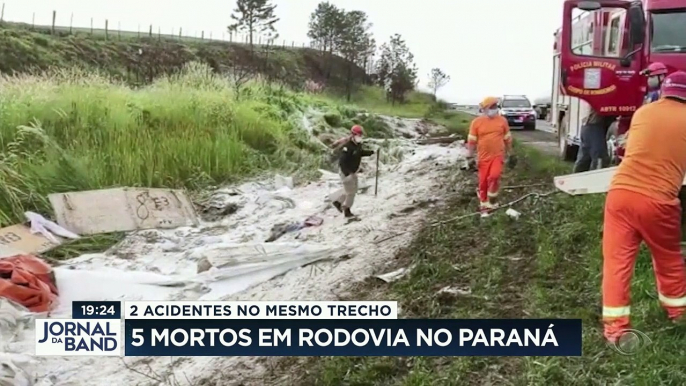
[659,293,686,307]
[603,306,630,318]
[487,191,498,198]
[467,134,477,142]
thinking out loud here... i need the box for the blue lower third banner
[124,319,582,356]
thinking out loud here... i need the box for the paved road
[512,120,558,156]
[455,108,558,156]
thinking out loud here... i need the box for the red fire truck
[552,0,686,164]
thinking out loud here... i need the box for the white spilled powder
[0,116,466,386]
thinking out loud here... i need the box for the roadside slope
[0,22,364,89]
[285,112,686,385]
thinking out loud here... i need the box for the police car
[499,95,537,130]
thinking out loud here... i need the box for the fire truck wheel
[558,117,578,162]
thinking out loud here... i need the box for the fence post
[51,10,56,34]
[179,28,182,39]
[1,3,5,22]
[209,31,212,40]
[138,24,140,38]
[201,31,204,40]
[90,17,93,34]
[158,26,161,41]
[105,20,108,39]
[70,13,73,34]
[149,24,152,38]
[32,13,35,29]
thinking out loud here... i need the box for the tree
[307,2,344,54]
[337,10,374,101]
[376,34,418,104]
[428,68,450,99]
[307,2,345,79]
[228,0,279,52]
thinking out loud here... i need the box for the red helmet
[351,125,363,136]
[641,62,668,76]
[661,71,686,101]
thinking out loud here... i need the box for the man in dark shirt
[331,125,374,218]
[573,109,615,173]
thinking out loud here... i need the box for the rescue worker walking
[602,71,686,343]
[573,109,614,173]
[331,125,374,218]
[466,97,513,214]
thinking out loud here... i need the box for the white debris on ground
[0,114,467,386]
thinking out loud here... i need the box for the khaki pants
[331,173,358,208]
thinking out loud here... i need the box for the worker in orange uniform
[602,71,686,343]
[466,97,513,215]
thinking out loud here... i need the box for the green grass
[0,60,444,259]
[326,86,439,118]
[0,63,329,244]
[282,113,686,385]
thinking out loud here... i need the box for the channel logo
[35,319,121,356]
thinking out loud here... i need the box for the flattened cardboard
[48,187,199,235]
[0,224,61,255]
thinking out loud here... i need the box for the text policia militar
[129,325,560,348]
[34,301,583,356]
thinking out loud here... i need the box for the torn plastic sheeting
[52,267,187,310]
[375,265,414,283]
[195,242,344,271]
[266,215,324,242]
[25,211,80,244]
[274,174,294,190]
[0,351,36,386]
[197,243,346,300]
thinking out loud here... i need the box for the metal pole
[375,149,380,196]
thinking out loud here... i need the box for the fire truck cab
[553,0,686,163]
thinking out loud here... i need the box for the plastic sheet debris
[438,286,472,296]
[505,208,521,220]
[274,175,294,190]
[375,265,414,283]
[24,211,80,244]
[265,215,324,242]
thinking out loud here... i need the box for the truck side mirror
[628,4,645,46]
[578,1,601,11]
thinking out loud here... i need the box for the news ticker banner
[35,301,582,356]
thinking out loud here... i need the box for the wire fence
[0,4,317,50]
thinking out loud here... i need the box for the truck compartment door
[559,0,644,116]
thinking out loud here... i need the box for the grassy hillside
[0,21,365,90]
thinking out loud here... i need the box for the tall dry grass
[0,63,324,226]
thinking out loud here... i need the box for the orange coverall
[467,115,512,206]
[603,97,686,342]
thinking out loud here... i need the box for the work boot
[332,201,342,213]
[344,207,355,218]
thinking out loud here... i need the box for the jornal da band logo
[35,319,121,356]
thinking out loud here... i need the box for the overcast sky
[7,0,564,104]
